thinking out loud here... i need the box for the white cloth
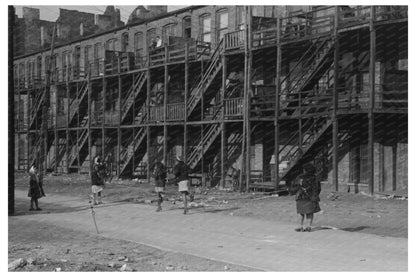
[155,186,164,193]
[91,185,103,194]
[178,180,190,192]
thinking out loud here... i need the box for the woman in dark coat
[28,165,45,211]
[295,163,321,232]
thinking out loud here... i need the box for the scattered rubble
[166,265,175,270]
[8,258,26,270]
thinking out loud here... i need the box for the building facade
[13,5,408,193]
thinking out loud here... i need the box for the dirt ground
[9,172,408,271]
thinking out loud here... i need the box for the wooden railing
[149,105,164,122]
[224,98,243,117]
[224,30,245,50]
[166,102,185,121]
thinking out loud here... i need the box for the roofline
[14,5,206,61]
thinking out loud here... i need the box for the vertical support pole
[240,6,248,192]
[27,82,30,170]
[332,8,339,192]
[379,143,384,192]
[163,45,168,166]
[184,42,189,163]
[392,143,397,191]
[368,6,376,195]
[102,62,106,158]
[274,17,282,190]
[76,81,80,174]
[117,57,122,177]
[221,53,227,188]
[88,65,92,175]
[66,80,69,173]
[245,5,252,192]
[146,61,151,181]
[17,72,21,170]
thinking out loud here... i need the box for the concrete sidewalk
[12,189,407,271]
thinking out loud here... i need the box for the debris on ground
[224,265,230,270]
[327,192,340,201]
[8,258,26,270]
[165,265,175,270]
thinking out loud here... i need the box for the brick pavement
[12,189,407,271]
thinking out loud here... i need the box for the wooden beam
[245,6,252,192]
[274,17,282,191]
[221,53,227,188]
[163,45,168,166]
[332,7,339,192]
[392,143,397,191]
[117,56,122,177]
[240,6,248,192]
[184,42,189,164]
[146,64,151,181]
[368,6,376,195]
[102,61,106,158]
[88,64,92,175]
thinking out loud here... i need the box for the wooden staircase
[67,116,90,168]
[29,87,46,130]
[119,103,148,176]
[68,77,89,127]
[187,39,224,118]
[120,71,147,124]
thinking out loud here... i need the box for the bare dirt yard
[9,172,407,271]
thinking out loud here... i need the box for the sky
[14,5,188,23]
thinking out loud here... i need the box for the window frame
[183,16,192,38]
[162,23,177,42]
[200,13,211,43]
[121,32,129,52]
[216,9,229,43]
[134,32,144,65]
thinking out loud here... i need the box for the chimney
[80,22,84,36]
[22,7,40,21]
[40,26,45,46]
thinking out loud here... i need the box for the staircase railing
[187,39,224,117]
[119,127,147,175]
[120,71,147,122]
[29,87,46,129]
[69,76,89,125]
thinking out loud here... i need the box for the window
[162,23,177,42]
[200,14,211,43]
[237,6,246,30]
[84,45,92,72]
[74,46,81,77]
[105,39,117,51]
[37,56,42,80]
[349,144,369,184]
[134,32,144,64]
[183,17,191,38]
[147,28,157,47]
[216,9,228,42]
[94,43,102,60]
[121,32,129,52]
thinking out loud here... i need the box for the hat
[176,155,183,162]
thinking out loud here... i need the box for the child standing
[173,156,190,215]
[91,156,105,205]
[294,163,321,232]
[153,161,167,212]
[28,165,45,211]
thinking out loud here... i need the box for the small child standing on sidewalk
[28,165,45,211]
[294,163,321,232]
[153,161,167,212]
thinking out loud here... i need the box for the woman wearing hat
[294,162,321,232]
[173,155,190,214]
